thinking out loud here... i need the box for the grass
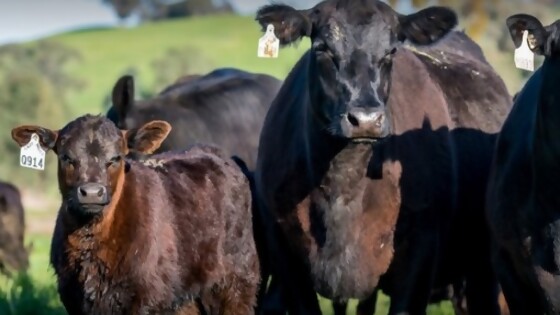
[0,232,455,315]
[48,14,310,118]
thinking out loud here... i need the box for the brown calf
[11,114,259,315]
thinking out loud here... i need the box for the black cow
[252,0,512,314]
[486,13,560,314]
[107,67,282,169]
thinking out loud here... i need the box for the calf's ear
[11,125,58,151]
[110,75,135,128]
[506,14,551,56]
[256,4,312,46]
[398,6,457,45]
[124,120,171,154]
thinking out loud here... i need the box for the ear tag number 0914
[20,133,46,171]
[514,30,534,72]
[257,24,280,58]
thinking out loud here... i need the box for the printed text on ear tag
[258,24,280,58]
[514,30,534,72]
[20,133,46,171]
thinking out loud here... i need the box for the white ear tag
[19,133,46,171]
[257,24,280,58]
[514,30,534,72]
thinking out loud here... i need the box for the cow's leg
[386,230,438,315]
[463,232,500,315]
[332,289,377,315]
[263,222,322,315]
[208,273,259,315]
[493,248,544,315]
[356,290,378,315]
[332,300,347,315]
[259,276,285,315]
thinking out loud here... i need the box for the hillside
[51,14,310,117]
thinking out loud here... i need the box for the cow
[11,114,260,315]
[486,13,560,314]
[252,0,512,314]
[106,67,282,168]
[0,181,28,275]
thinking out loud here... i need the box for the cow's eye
[60,154,75,165]
[313,41,329,53]
[106,156,121,168]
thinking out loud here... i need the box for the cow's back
[136,145,258,284]
[410,31,512,132]
[133,71,282,169]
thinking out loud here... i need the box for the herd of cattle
[1,0,560,314]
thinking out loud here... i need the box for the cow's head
[256,0,456,140]
[11,116,171,222]
[507,13,560,58]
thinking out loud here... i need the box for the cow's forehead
[57,115,123,153]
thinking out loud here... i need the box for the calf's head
[507,13,560,59]
[256,0,456,140]
[11,115,171,221]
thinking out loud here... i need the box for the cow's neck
[61,169,155,312]
[533,57,560,209]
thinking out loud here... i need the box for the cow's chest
[293,143,401,300]
[60,234,136,315]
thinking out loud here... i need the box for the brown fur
[11,115,259,315]
[0,181,28,275]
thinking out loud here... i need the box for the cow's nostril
[97,187,104,197]
[79,187,87,197]
[347,113,359,127]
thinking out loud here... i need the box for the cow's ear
[110,75,135,128]
[256,4,312,46]
[124,120,171,154]
[506,14,551,56]
[11,125,58,152]
[397,6,457,45]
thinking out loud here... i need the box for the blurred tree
[102,0,234,21]
[150,45,212,92]
[102,0,141,19]
[0,41,84,188]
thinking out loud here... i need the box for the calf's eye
[60,155,75,165]
[106,156,121,168]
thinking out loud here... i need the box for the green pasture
[0,234,454,315]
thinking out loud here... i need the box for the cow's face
[507,13,560,58]
[11,116,171,222]
[256,0,456,141]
